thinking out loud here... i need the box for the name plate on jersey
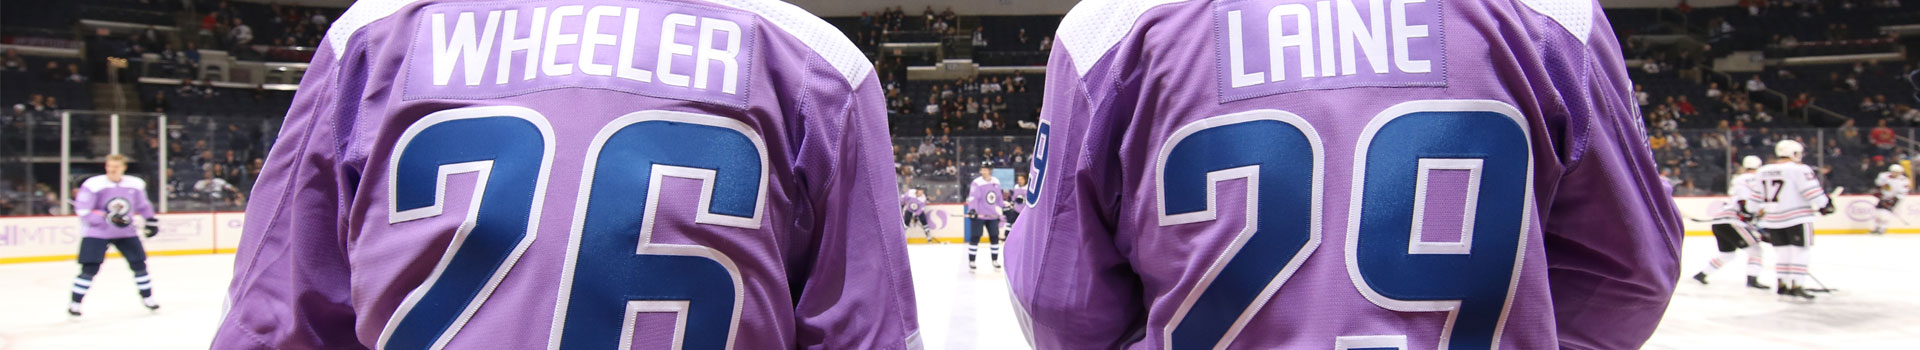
[1214,0,1446,102]
[404,0,756,108]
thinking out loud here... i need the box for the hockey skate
[143,297,161,312]
[1691,272,1709,285]
[1746,276,1770,290]
[68,302,82,317]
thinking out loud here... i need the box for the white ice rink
[3,235,1917,349]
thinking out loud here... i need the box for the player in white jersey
[1872,164,1910,235]
[1746,140,1832,300]
[1692,156,1769,289]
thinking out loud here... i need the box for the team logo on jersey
[1026,121,1051,206]
[107,198,131,216]
[1215,0,1447,102]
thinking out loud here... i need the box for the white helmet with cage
[1742,155,1763,170]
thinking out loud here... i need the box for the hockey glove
[109,213,132,228]
[1818,203,1837,216]
[143,218,160,238]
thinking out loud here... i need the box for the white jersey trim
[1516,0,1595,44]
[82,175,147,192]
[327,0,872,88]
[327,0,425,59]
[1056,0,1191,76]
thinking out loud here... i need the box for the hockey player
[1692,155,1769,289]
[1748,140,1833,300]
[903,188,934,242]
[70,154,162,316]
[1872,164,1909,235]
[1002,174,1029,238]
[1006,0,1682,348]
[966,167,1005,269]
[213,0,921,347]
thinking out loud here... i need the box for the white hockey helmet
[1775,140,1804,160]
[1894,164,1906,174]
[1742,155,1763,169]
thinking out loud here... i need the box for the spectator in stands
[1746,75,1767,92]
[1040,35,1053,51]
[1872,119,1897,156]
[973,27,987,46]
[1790,93,1812,113]
[194,164,245,208]
[1860,96,1884,114]
[43,61,66,82]
[25,94,48,112]
[66,63,86,83]
[230,18,255,50]
[1706,82,1722,99]
[1898,104,1920,125]
[1677,96,1698,116]
[148,91,171,113]
[1839,119,1863,148]
[1751,103,1772,122]
[2,49,23,72]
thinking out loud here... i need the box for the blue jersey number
[381,107,763,350]
[1159,101,1530,350]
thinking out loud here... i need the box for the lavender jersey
[74,175,156,239]
[214,0,921,349]
[902,193,928,214]
[968,176,1005,220]
[1007,0,1681,349]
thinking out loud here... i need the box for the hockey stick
[1806,272,1838,293]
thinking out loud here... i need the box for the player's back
[214,0,920,349]
[1006,0,1680,349]
[1752,162,1822,228]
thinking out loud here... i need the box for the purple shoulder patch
[1214,0,1446,103]
[403,0,756,108]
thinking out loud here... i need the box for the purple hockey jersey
[214,0,920,349]
[1006,0,1682,349]
[968,176,1005,221]
[74,175,156,239]
[902,192,928,214]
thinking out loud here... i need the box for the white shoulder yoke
[1055,0,1190,76]
[1516,0,1595,44]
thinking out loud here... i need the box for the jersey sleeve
[72,182,105,226]
[1797,168,1830,209]
[1537,11,1683,350]
[212,42,361,349]
[791,74,922,350]
[1005,41,1146,350]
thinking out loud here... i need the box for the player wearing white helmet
[1873,163,1910,235]
[1693,156,1770,289]
[1746,140,1832,300]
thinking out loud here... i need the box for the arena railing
[1655,127,1919,197]
[0,110,280,216]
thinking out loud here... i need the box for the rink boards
[1674,194,1920,235]
[0,212,247,264]
[1,197,1908,263]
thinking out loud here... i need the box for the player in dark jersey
[213,0,921,348]
[1007,0,1682,348]
[69,154,163,316]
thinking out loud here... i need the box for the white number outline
[1342,100,1533,350]
[546,110,767,350]
[378,106,558,350]
[1155,109,1326,350]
